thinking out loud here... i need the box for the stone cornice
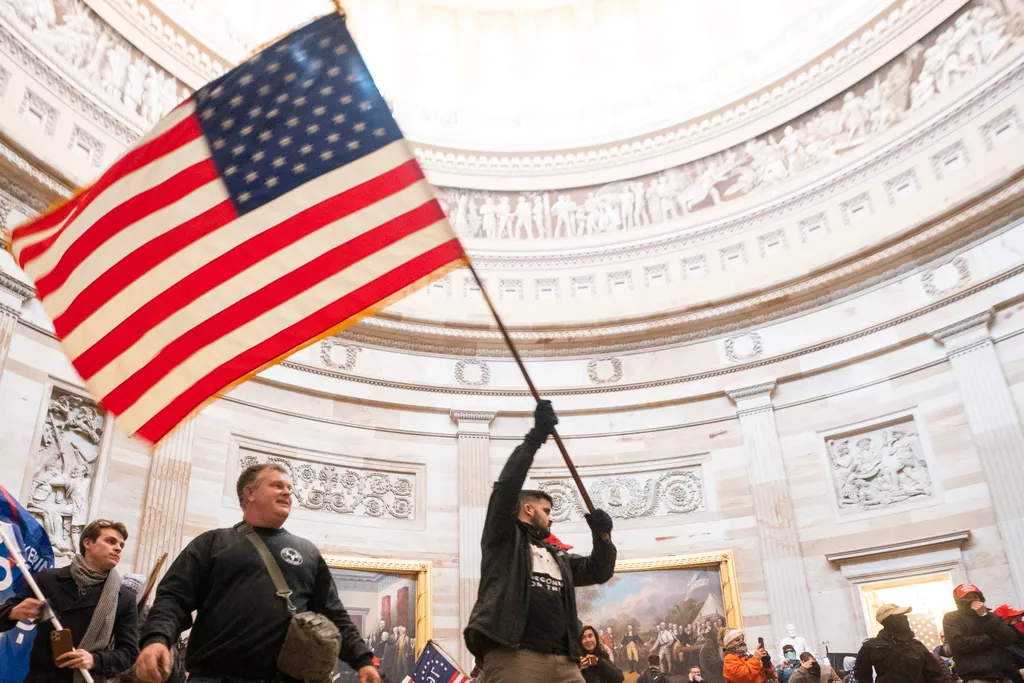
[0,271,34,301]
[450,410,497,425]
[345,175,1024,357]
[726,381,778,404]
[930,309,993,342]
[825,530,971,564]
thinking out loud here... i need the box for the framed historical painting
[322,556,432,683]
[576,552,742,683]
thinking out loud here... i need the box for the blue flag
[0,484,54,683]
[402,641,466,683]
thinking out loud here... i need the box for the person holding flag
[1,517,138,683]
[0,484,55,683]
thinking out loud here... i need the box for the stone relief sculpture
[537,468,705,523]
[1,0,188,124]
[434,0,1020,242]
[825,421,933,511]
[27,387,106,556]
[240,452,415,520]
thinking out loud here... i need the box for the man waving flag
[0,485,54,683]
[8,11,467,443]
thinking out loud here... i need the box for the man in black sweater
[464,400,617,683]
[136,463,378,683]
[942,583,1019,683]
[0,519,139,683]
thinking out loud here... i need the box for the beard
[529,512,550,537]
[809,664,821,678]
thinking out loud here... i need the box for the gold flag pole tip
[331,0,346,16]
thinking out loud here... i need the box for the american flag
[8,13,466,443]
[401,641,467,683]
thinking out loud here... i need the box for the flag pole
[467,261,596,515]
[331,0,346,17]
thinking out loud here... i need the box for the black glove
[525,400,558,446]
[585,508,613,535]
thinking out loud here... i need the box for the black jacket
[463,437,617,660]
[582,655,625,683]
[141,524,372,678]
[854,629,945,683]
[942,600,1019,680]
[0,566,139,683]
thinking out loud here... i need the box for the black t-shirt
[519,541,570,655]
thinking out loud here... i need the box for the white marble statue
[777,624,812,661]
[495,196,511,239]
[480,196,497,239]
[551,194,575,238]
[513,196,533,239]
[532,196,546,238]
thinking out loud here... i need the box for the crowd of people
[5,402,1024,683]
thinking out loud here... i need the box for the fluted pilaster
[932,310,1024,602]
[451,410,496,670]
[727,381,818,650]
[0,271,33,377]
[134,417,197,579]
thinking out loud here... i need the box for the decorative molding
[840,191,875,225]
[726,380,777,403]
[587,357,623,385]
[348,176,1024,356]
[537,467,705,522]
[922,255,971,296]
[718,243,748,270]
[799,213,831,242]
[681,254,708,279]
[319,339,361,372]
[0,141,73,202]
[454,358,490,387]
[240,449,415,520]
[0,271,35,301]
[930,308,993,342]
[644,264,670,288]
[758,229,788,257]
[825,530,971,564]
[534,277,560,300]
[824,418,934,512]
[498,278,524,301]
[570,275,596,298]
[606,270,633,293]
[449,410,496,425]
[980,106,1021,149]
[724,332,764,363]
[0,63,8,95]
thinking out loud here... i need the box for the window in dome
[758,230,787,257]
[719,245,747,271]
[885,169,921,205]
[19,90,57,135]
[799,214,830,243]
[645,265,669,288]
[930,141,970,180]
[535,279,560,300]
[426,275,451,297]
[572,276,596,298]
[981,108,1020,150]
[69,125,104,167]
[464,277,484,297]
[499,279,523,301]
[841,193,874,226]
[681,255,708,280]
[607,270,632,294]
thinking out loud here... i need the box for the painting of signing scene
[329,567,418,683]
[577,554,741,683]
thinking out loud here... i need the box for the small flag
[401,641,467,683]
[0,485,54,683]
[9,12,466,443]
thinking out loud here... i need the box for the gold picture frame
[322,556,433,658]
[610,551,743,629]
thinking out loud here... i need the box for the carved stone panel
[26,386,106,556]
[240,450,415,520]
[320,339,361,371]
[536,467,705,523]
[825,420,934,512]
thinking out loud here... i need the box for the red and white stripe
[10,101,464,443]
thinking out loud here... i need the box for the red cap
[372,657,381,668]
[546,532,574,551]
[993,605,1024,620]
[955,584,982,599]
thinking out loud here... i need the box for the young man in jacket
[464,400,617,683]
[942,583,1020,683]
[854,604,946,683]
[136,463,379,683]
[0,519,139,683]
